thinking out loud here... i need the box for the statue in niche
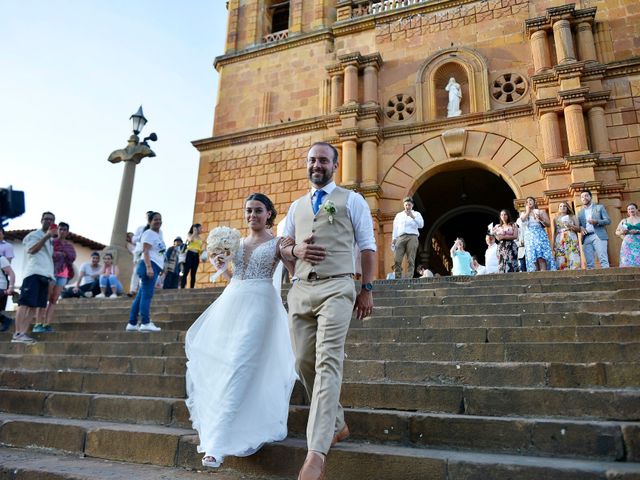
[445,77,462,117]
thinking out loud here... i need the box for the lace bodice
[232,237,280,280]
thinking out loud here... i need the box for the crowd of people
[2,209,211,343]
[447,192,639,276]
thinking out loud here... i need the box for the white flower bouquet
[206,226,241,282]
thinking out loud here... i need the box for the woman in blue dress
[616,202,640,267]
[519,197,556,272]
[450,237,473,276]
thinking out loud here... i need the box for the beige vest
[293,187,355,279]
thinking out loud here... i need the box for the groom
[281,142,377,480]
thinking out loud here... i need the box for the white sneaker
[125,323,139,332]
[83,292,93,298]
[139,322,161,332]
[11,332,37,344]
[95,293,106,299]
[108,294,118,299]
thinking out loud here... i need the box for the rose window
[385,94,415,121]
[492,74,527,103]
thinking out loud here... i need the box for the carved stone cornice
[525,16,548,35]
[583,63,607,79]
[381,104,533,139]
[214,30,334,69]
[604,57,640,79]
[326,64,343,76]
[555,61,587,78]
[543,188,572,200]
[540,161,569,173]
[336,103,382,123]
[192,116,329,151]
[359,184,382,196]
[595,156,622,169]
[525,5,596,35]
[565,152,599,167]
[570,181,602,195]
[559,86,590,105]
[535,98,563,114]
[597,182,626,197]
[584,89,611,109]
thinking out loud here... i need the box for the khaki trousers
[287,276,356,454]
[393,234,419,278]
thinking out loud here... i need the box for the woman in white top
[126,212,165,332]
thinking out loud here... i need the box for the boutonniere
[323,201,337,224]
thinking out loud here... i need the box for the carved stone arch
[379,129,546,214]
[415,47,491,121]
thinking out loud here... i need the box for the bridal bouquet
[207,226,241,282]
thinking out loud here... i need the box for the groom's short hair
[309,142,339,164]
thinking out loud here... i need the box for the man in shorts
[13,212,56,344]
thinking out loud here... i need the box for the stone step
[345,342,640,363]
[0,391,636,462]
[0,447,255,480]
[4,323,640,346]
[372,299,640,317]
[1,352,637,388]
[2,368,638,419]
[347,325,640,343]
[1,414,639,479]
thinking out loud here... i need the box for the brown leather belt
[306,272,353,281]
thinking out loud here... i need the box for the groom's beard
[308,170,332,186]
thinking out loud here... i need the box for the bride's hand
[212,254,226,270]
[280,236,295,249]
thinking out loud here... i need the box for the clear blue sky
[1,0,228,243]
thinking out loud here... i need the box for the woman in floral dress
[616,202,640,267]
[519,197,556,272]
[492,209,519,273]
[553,202,581,270]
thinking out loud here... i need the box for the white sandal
[202,455,222,468]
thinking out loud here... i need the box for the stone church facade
[192,0,640,279]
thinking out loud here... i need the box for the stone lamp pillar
[106,107,157,291]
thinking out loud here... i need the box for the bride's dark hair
[245,193,277,227]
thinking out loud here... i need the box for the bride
[185,193,297,468]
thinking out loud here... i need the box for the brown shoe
[331,424,350,446]
[298,451,326,480]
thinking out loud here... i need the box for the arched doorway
[413,164,517,275]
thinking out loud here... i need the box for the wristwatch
[362,282,374,292]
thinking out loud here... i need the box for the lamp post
[106,106,157,290]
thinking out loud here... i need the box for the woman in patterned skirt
[552,202,581,270]
[616,202,640,267]
[492,209,519,273]
[519,197,556,272]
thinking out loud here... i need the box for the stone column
[363,65,378,104]
[552,19,576,64]
[344,64,359,104]
[576,22,597,63]
[564,104,589,155]
[540,112,564,162]
[362,140,378,185]
[587,106,611,156]
[530,30,552,73]
[330,73,344,111]
[341,140,357,184]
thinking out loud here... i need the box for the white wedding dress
[185,237,296,463]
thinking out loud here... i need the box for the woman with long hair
[553,202,581,270]
[616,202,640,267]
[492,209,520,273]
[185,193,296,469]
[182,223,204,289]
[126,211,165,332]
[519,197,556,271]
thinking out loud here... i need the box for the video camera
[0,186,25,227]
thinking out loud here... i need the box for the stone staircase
[0,269,639,479]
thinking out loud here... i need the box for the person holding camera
[391,197,424,278]
[450,237,473,276]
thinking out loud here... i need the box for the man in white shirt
[62,252,102,298]
[391,197,424,278]
[0,227,15,262]
[13,212,56,343]
[0,254,16,331]
[484,235,499,274]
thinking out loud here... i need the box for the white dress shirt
[485,243,499,274]
[583,204,595,233]
[282,182,377,252]
[392,210,424,241]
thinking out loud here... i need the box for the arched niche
[416,47,491,121]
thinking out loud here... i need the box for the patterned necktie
[312,190,326,215]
